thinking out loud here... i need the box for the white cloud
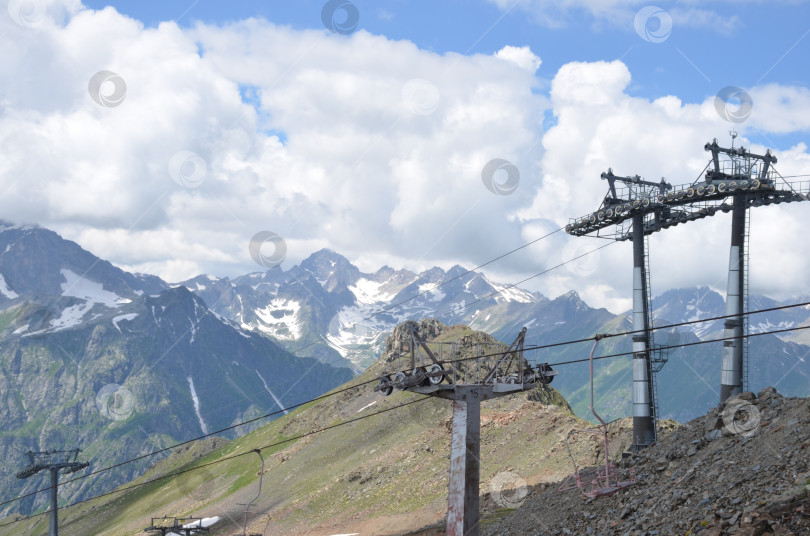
[2,2,810,314]
[488,0,746,33]
[0,3,546,282]
[748,84,810,133]
[495,45,542,73]
[512,58,810,312]
[668,7,741,35]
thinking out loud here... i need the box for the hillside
[477,387,810,535]
[0,321,631,536]
[5,321,803,536]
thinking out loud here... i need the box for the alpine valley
[0,221,809,519]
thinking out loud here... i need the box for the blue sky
[2,0,810,312]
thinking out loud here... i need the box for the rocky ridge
[482,387,810,536]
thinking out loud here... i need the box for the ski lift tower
[15,449,89,536]
[701,135,807,401]
[566,137,809,447]
[566,171,671,450]
[375,324,557,536]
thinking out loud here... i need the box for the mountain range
[178,244,810,424]
[0,220,809,518]
[0,223,353,517]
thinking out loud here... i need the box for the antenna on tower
[729,130,737,149]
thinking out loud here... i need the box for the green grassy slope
[0,324,634,536]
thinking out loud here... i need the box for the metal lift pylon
[375,325,558,536]
[15,449,89,536]
[565,136,809,444]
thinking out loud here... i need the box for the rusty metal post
[446,387,481,536]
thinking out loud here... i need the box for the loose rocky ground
[477,387,810,535]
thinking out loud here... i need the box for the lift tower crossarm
[602,169,672,197]
[704,139,777,181]
[482,327,527,385]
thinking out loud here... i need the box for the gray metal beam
[632,214,655,449]
[446,386,481,536]
[721,196,746,401]
[49,468,58,536]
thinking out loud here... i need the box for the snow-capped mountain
[651,287,810,342]
[1,220,808,517]
[0,223,353,516]
[180,249,539,370]
[182,249,810,427]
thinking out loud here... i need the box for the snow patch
[350,277,399,305]
[187,376,209,435]
[450,299,466,316]
[112,313,138,333]
[188,316,198,343]
[61,269,129,306]
[418,283,446,302]
[0,274,18,299]
[324,306,389,361]
[255,298,302,340]
[51,301,95,331]
[255,370,289,415]
[483,275,535,304]
[752,319,795,334]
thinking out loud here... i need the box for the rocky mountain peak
[301,249,357,278]
[382,318,447,362]
[418,266,447,283]
[552,290,587,311]
[0,223,166,298]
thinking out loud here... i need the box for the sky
[2,0,810,313]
